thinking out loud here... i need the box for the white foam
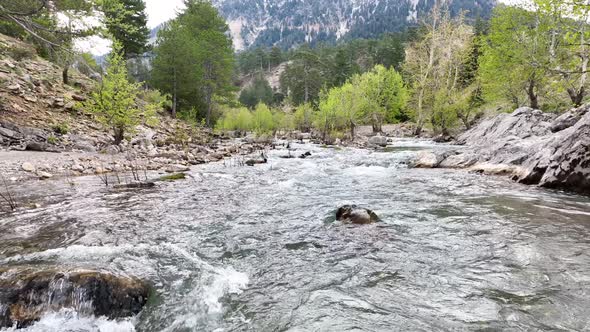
[1,309,136,332]
[203,267,249,314]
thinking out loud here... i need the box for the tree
[533,0,590,107]
[0,0,96,83]
[239,75,274,109]
[403,3,474,134]
[479,5,550,109]
[151,0,235,125]
[269,46,283,67]
[293,103,314,132]
[252,103,275,135]
[354,65,408,133]
[331,48,354,87]
[100,0,150,59]
[82,41,157,144]
[280,46,326,105]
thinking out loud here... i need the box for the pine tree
[101,0,150,58]
[151,0,234,126]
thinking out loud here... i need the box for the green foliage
[81,41,156,144]
[314,64,408,138]
[151,0,235,125]
[216,107,253,132]
[47,135,58,145]
[239,75,274,109]
[293,103,314,132]
[52,122,70,135]
[252,103,275,135]
[100,0,150,58]
[479,5,550,109]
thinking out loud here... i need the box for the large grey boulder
[515,110,590,192]
[417,104,590,194]
[368,135,388,147]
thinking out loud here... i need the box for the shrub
[52,122,69,135]
[216,107,253,132]
[252,103,275,135]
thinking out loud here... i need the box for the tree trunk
[350,121,355,141]
[205,87,212,127]
[172,68,177,118]
[371,113,382,133]
[567,87,585,107]
[113,127,125,145]
[62,66,69,85]
[527,80,539,110]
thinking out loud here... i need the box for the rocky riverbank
[414,105,590,194]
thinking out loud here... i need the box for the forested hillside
[212,0,496,50]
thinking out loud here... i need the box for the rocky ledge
[0,267,150,328]
[414,105,590,194]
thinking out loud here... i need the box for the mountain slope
[211,0,496,50]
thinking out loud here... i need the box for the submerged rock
[336,205,381,224]
[0,268,150,329]
[299,151,312,159]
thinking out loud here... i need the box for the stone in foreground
[336,205,381,224]
[0,268,150,329]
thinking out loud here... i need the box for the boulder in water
[299,151,312,159]
[245,153,267,166]
[368,135,388,147]
[336,205,380,224]
[0,268,150,329]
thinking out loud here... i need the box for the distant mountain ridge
[212,0,497,50]
[149,0,497,51]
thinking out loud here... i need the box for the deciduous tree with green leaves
[82,41,157,145]
[479,5,551,109]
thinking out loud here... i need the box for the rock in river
[0,267,150,329]
[336,205,381,224]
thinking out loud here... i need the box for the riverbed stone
[0,268,150,329]
[36,171,53,179]
[21,162,35,172]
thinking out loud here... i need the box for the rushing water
[1,140,590,332]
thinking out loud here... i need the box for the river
[1,140,589,331]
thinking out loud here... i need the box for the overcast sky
[145,0,185,28]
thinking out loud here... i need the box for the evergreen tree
[239,75,274,109]
[151,0,234,126]
[101,0,150,58]
[269,46,283,67]
[331,48,353,87]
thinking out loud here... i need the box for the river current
[1,140,589,331]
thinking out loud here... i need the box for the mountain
[211,0,497,50]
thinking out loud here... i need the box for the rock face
[0,268,150,329]
[415,105,590,194]
[336,205,380,224]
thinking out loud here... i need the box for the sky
[145,0,185,28]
